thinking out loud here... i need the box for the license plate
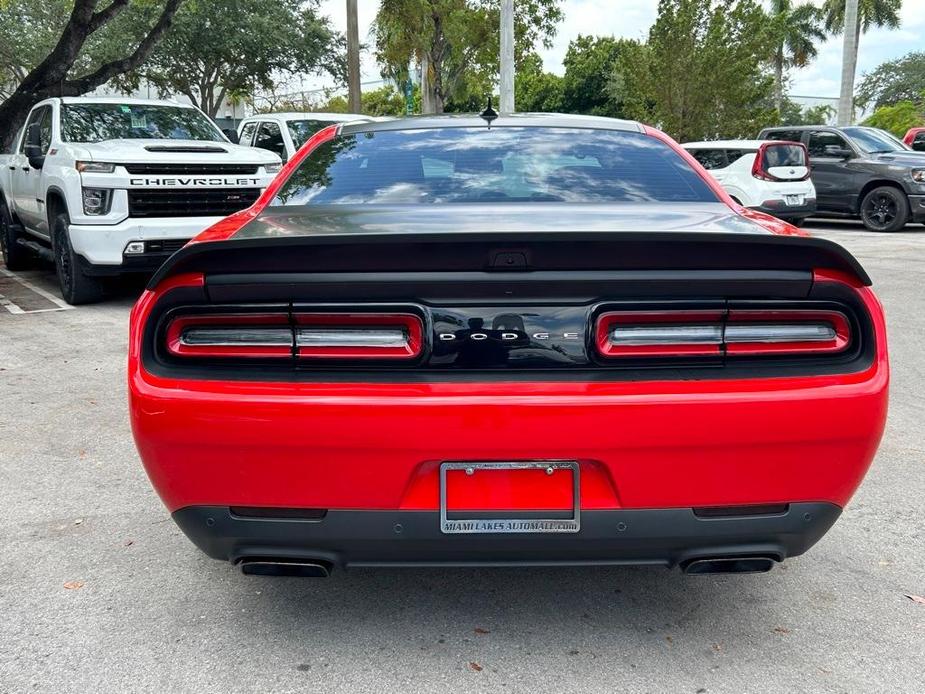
[785,194,803,206]
[439,461,580,534]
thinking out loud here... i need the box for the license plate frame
[785,194,804,206]
[439,461,580,534]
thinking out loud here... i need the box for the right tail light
[596,308,850,359]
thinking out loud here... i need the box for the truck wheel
[53,212,104,304]
[860,186,909,232]
[1,199,31,270]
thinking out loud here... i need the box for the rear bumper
[752,198,816,220]
[173,503,842,569]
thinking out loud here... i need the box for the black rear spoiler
[148,231,871,291]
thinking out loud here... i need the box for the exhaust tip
[682,556,776,575]
[239,558,331,578]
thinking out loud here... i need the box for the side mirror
[24,123,45,169]
[222,128,240,144]
[824,144,853,159]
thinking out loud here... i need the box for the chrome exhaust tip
[239,559,331,578]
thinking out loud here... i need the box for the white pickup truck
[0,97,281,303]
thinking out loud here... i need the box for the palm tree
[769,1,827,113]
[823,0,902,81]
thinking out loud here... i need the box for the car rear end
[749,141,816,222]
[129,119,888,576]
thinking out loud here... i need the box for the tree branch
[18,0,98,90]
[88,0,131,33]
[60,0,184,96]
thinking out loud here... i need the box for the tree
[373,0,562,114]
[862,100,924,137]
[515,53,563,112]
[122,0,341,118]
[312,83,420,116]
[768,0,826,113]
[619,0,777,142]
[822,0,901,116]
[857,52,925,108]
[560,35,634,116]
[0,0,184,152]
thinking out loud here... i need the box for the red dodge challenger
[129,114,889,577]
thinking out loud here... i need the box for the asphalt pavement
[1,219,923,693]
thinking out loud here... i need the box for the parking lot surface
[1,220,923,693]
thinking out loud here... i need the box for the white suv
[682,140,816,225]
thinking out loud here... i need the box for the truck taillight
[596,309,850,359]
[166,314,293,358]
[293,313,423,360]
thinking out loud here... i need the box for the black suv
[758,125,925,232]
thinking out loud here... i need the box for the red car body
[129,115,888,576]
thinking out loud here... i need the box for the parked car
[130,114,888,578]
[235,112,369,162]
[682,139,816,225]
[0,97,281,304]
[758,124,925,232]
[903,127,925,152]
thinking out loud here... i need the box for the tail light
[751,142,811,182]
[166,314,292,358]
[596,308,850,359]
[294,313,423,359]
[164,311,423,361]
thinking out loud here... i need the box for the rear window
[762,143,806,168]
[271,127,718,206]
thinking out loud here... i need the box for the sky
[309,0,925,101]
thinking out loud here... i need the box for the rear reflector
[596,309,850,358]
[294,313,423,359]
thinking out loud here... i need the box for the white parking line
[0,267,73,313]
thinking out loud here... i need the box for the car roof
[338,112,644,135]
[682,140,771,149]
[243,111,369,122]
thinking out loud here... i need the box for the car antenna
[479,97,498,128]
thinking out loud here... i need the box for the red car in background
[903,127,925,151]
[129,114,889,578]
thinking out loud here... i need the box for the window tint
[764,130,803,143]
[913,132,925,151]
[724,149,756,164]
[19,106,48,153]
[38,107,53,151]
[807,131,850,158]
[254,122,285,159]
[61,104,222,142]
[272,127,719,206]
[239,122,257,147]
[690,149,727,170]
[762,143,805,168]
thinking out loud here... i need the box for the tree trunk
[0,0,184,152]
[837,0,860,126]
[774,50,784,114]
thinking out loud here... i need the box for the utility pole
[499,0,514,112]
[346,0,361,113]
[837,0,859,126]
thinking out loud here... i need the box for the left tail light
[596,308,850,359]
[164,311,424,361]
[166,314,293,358]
